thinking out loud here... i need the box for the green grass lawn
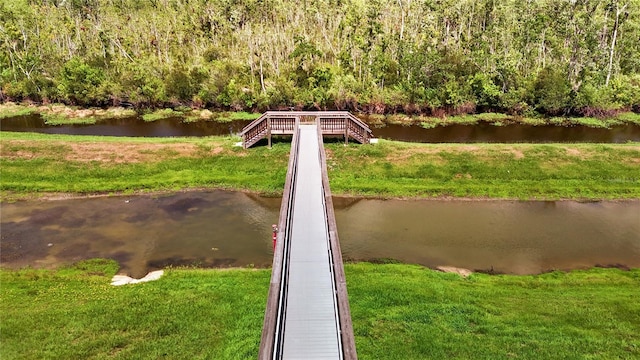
[368,112,640,128]
[0,132,290,200]
[349,263,640,359]
[1,132,639,200]
[327,140,640,199]
[1,260,638,359]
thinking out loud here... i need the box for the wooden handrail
[317,125,358,360]
[258,120,301,359]
[242,111,372,148]
[239,112,269,137]
[345,113,373,136]
[258,118,358,359]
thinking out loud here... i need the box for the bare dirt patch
[384,145,485,163]
[565,148,584,157]
[65,143,198,163]
[1,140,226,163]
[211,146,224,155]
[510,149,525,159]
[325,147,334,159]
[436,266,473,277]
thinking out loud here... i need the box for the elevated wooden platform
[240,111,372,148]
[258,124,357,360]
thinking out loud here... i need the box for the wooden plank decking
[257,115,360,359]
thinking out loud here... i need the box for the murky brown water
[334,198,640,274]
[372,123,640,143]
[1,191,638,277]
[0,115,247,137]
[3,114,640,143]
[1,191,280,277]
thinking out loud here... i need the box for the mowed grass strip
[1,261,638,359]
[348,263,640,360]
[1,132,639,200]
[0,260,268,360]
[326,140,640,199]
[0,132,290,199]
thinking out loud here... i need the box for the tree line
[1,0,639,116]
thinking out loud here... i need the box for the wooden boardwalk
[240,111,372,148]
[254,114,363,359]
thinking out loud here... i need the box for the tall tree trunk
[259,57,266,93]
[606,2,627,86]
[397,0,406,40]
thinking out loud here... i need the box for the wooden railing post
[344,118,349,145]
[267,116,272,148]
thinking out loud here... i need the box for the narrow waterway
[3,114,640,143]
[373,122,640,143]
[0,115,246,137]
[2,191,638,277]
[334,198,640,274]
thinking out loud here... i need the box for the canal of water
[3,114,640,143]
[2,191,638,277]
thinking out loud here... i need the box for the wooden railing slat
[242,111,371,148]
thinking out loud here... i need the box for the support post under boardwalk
[259,124,357,359]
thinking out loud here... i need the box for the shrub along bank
[2,103,640,128]
[1,260,638,359]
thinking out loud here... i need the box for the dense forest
[1,0,639,116]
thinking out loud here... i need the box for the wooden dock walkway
[253,113,363,359]
[240,111,372,148]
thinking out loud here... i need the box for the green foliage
[217,111,261,121]
[217,79,255,110]
[1,0,639,115]
[532,66,572,115]
[617,112,640,125]
[57,58,106,105]
[165,66,194,101]
[0,132,290,200]
[0,102,36,118]
[610,74,640,108]
[469,73,502,108]
[574,82,612,110]
[142,108,181,122]
[121,61,167,105]
[164,66,209,102]
[441,78,469,108]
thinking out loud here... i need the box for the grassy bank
[0,260,267,359]
[363,112,640,128]
[327,140,640,199]
[0,103,137,125]
[1,132,639,200]
[1,260,638,359]
[3,103,640,128]
[0,132,290,200]
[142,109,260,123]
[0,102,261,124]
